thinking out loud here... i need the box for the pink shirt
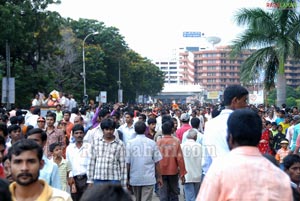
[197,146,292,201]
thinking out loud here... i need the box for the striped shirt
[87,137,126,186]
[50,157,68,191]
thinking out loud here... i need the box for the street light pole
[82,31,99,99]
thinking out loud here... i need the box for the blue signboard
[183,32,203,37]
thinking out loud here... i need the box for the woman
[258,120,274,155]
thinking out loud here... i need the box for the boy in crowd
[50,142,68,191]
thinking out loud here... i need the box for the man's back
[198,146,292,200]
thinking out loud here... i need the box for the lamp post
[82,31,99,99]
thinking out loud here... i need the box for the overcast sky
[48,0,267,60]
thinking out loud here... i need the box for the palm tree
[231,0,300,106]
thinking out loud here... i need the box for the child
[49,142,68,191]
[275,139,290,170]
[273,125,286,151]
[270,122,278,136]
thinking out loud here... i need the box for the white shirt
[182,128,203,145]
[181,139,202,183]
[202,109,233,173]
[66,142,91,178]
[118,123,136,145]
[84,124,119,144]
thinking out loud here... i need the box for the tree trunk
[276,73,286,107]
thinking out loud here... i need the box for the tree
[231,0,300,106]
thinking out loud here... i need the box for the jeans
[184,182,201,201]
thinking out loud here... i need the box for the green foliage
[266,86,300,108]
[0,4,164,107]
[231,0,300,106]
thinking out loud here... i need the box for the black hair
[223,85,249,106]
[0,135,5,148]
[10,116,18,125]
[161,115,172,124]
[32,108,40,115]
[265,120,271,126]
[46,112,56,121]
[190,117,200,129]
[72,124,84,133]
[227,109,262,146]
[49,142,61,153]
[8,139,43,161]
[162,121,173,135]
[100,118,116,130]
[7,124,21,134]
[17,115,25,124]
[283,154,300,170]
[71,107,79,114]
[80,184,132,201]
[138,114,147,122]
[0,123,8,137]
[26,128,47,142]
[147,117,157,125]
[134,121,147,134]
[98,109,110,118]
[62,110,71,116]
[125,111,134,118]
[0,178,11,201]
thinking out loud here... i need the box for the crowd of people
[0,85,300,201]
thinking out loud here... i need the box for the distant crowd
[0,85,299,201]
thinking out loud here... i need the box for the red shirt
[176,123,192,142]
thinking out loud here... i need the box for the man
[62,110,74,140]
[157,121,186,200]
[182,117,203,144]
[291,115,300,152]
[45,112,66,158]
[37,116,46,130]
[84,109,119,144]
[6,124,22,148]
[176,113,192,142]
[197,109,292,200]
[126,121,162,201]
[118,112,136,145]
[145,117,157,140]
[283,154,300,200]
[181,129,202,201]
[55,104,63,123]
[26,128,62,189]
[8,139,72,200]
[87,118,126,186]
[202,85,249,173]
[67,124,91,201]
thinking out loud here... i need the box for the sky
[48,0,267,60]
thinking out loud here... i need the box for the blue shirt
[40,155,62,189]
[126,135,162,186]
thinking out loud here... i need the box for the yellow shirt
[9,179,72,201]
[279,122,290,135]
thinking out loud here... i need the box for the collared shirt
[202,109,233,174]
[118,123,136,145]
[197,146,293,201]
[40,155,62,190]
[45,128,66,159]
[87,137,126,186]
[176,123,192,142]
[182,128,203,145]
[50,157,68,191]
[84,124,119,144]
[291,123,300,151]
[9,180,72,201]
[157,135,187,177]
[126,135,162,186]
[66,142,91,178]
[181,139,202,183]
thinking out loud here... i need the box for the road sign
[100,91,107,103]
[183,32,203,37]
[2,77,15,103]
